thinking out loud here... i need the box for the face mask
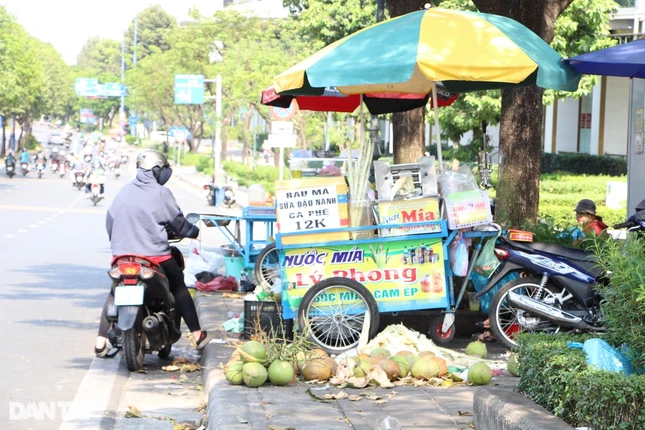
[155,166,173,185]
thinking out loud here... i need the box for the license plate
[203,189,211,196]
[114,285,144,306]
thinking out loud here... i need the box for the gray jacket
[106,169,198,256]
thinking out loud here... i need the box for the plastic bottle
[402,246,409,265]
[418,244,426,264]
[227,311,240,319]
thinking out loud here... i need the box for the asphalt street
[0,127,218,429]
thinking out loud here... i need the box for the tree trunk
[472,0,573,227]
[386,0,428,164]
[495,87,543,226]
[392,107,425,164]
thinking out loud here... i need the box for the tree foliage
[125,5,177,64]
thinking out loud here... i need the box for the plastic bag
[437,166,479,195]
[184,272,197,288]
[568,339,634,375]
[471,271,519,314]
[452,240,469,277]
[474,237,500,277]
[196,275,238,292]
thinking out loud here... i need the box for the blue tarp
[566,39,645,78]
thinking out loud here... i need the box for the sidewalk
[195,292,518,430]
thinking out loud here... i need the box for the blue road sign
[75,78,99,96]
[97,82,126,97]
[80,109,98,124]
[174,75,204,104]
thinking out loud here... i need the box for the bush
[23,134,40,150]
[541,152,627,176]
[593,235,645,369]
[223,160,279,193]
[517,333,645,429]
[125,135,137,144]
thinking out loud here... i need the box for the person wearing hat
[575,199,608,236]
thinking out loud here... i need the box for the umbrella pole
[432,82,443,172]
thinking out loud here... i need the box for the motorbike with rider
[5,151,16,178]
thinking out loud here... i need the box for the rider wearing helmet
[84,158,106,196]
[94,149,211,357]
[19,148,30,164]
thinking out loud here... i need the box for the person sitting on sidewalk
[574,199,608,237]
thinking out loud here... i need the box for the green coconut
[465,341,488,359]
[240,341,267,362]
[411,358,441,380]
[268,360,294,386]
[242,362,268,388]
[354,359,372,378]
[468,362,493,386]
[406,354,419,368]
[507,354,520,377]
[370,347,391,359]
[391,356,411,378]
[224,362,244,385]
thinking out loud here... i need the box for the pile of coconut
[223,324,515,388]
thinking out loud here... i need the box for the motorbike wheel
[93,199,98,206]
[254,243,280,287]
[489,277,562,350]
[123,326,146,372]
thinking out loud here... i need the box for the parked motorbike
[203,184,215,206]
[104,215,200,371]
[20,163,29,176]
[36,163,45,179]
[477,212,645,350]
[6,162,15,178]
[223,186,236,208]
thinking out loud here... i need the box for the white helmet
[136,149,168,170]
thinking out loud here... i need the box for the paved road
[0,128,220,429]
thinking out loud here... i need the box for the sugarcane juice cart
[272,155,495,354]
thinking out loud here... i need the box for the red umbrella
[261,86,457,114]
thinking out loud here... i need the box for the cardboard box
[376,196,441,237]
[275,176,350,245]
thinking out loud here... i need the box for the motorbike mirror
[186,213,200,224]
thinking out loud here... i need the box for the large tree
[125,5,177,64]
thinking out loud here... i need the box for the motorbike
[6,162,15,178]
[36,163,45,179]
[108,160,121,179]
[203,184,215,206]
[51,159,60,173]
[73,171,85,190]
[20,162,29,176]
[475,216,645,350]
[223,186,236,208]
[58,162,67,178]
[104,215,200,371]
[121,154,129,165]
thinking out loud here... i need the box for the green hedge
[541,152,627,176]
[516,333,645,429]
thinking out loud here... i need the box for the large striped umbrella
[274,7,581,167]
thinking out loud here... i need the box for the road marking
[38,221,47,224]
[4,234,15,238]
[60,356,122,430]
[17,229,27,233]
[29,224,38,228]
[0,204,104,215]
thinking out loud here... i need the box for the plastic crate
[243,300,293,340]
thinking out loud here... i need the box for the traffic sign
[270,104,296,121]
[80,109,97,124]
[75,78,99,96]
[174,74,205,105]
[271,121,294,135]
[267,134,297,148]
[98,82,126,97]
[175,130,187,143]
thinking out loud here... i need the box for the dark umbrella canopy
[566,39,645,78]
[261,85,458,115]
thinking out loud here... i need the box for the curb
[196,294,266,429]
[473,385,573,430]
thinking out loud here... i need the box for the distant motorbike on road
[6,162,15,178]
[73,171,85,190]
[50,159,60,173]
[36,163,46,179]
[20,163,29,176]
[104,215,200,371]
[58,162,67,178]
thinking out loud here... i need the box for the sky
[3,0,224,65]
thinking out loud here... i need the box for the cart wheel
[254,244,280,286]
[298,277,379,355]
[428,315,455,345]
